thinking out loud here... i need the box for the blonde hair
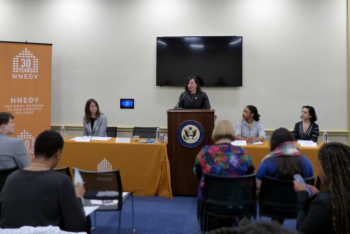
[212,120,235,142]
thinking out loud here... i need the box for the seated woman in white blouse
[235,105,266,143]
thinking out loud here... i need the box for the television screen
[156,36,242,87]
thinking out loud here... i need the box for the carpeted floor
[90,195,298,234]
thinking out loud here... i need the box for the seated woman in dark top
[292,105,319,142]
[294,142,350,234]
[177,76,211,109]
[194,120,255,231]
[0,130,89,233]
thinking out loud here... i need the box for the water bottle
[61,125,66,138]
[323,131,328,143]
[156,128,160,143]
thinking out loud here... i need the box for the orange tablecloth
[57,138,173,198]
[240,141,323,175]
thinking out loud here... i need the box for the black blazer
[296,190,335,234]
[177,92,211,109]
[292,121,319,142]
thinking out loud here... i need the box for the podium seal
[177,120,204,148]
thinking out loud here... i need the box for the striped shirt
[292,121,319,142]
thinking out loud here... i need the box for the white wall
[0,0,346,131]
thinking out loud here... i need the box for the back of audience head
[269,127,295,151]
[212,120,235,142]
[34,130,64,166]
[318,142,350,234]
[269,127,303,179]
[206,218,297,234]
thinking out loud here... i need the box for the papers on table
[72,137,91,142]
[250,141,263,145]
[91,137,111,141]
[96,191,129,197]
[298,140,317,147]
[90,200,118,206]
[84,206,99,216]
[231,140,247,146]
[116,138,131,143]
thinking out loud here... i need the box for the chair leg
[131,194,135,234]
[119,210,122,234]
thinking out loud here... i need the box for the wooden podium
[167,109,215,196]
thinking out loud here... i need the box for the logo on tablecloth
[98,158,112,171]
[177,120,204,148]
[17,130,35,160]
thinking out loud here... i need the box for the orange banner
[0,41,52,160]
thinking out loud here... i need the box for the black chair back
[72,168,124,210]
[132,127,158,138]
[203,174,257,218]
[106,127,117,137]
[0,168,18,193]
[54,167,72,179]
[259,176,314,219]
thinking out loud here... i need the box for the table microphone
[173,90,189,110]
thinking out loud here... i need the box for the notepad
[116,138,131,143]
[231,140,247,146]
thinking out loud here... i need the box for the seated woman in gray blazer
[83,99,107,137]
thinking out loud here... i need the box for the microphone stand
[173,90,189,110]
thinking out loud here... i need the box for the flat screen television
[156,36,242,87]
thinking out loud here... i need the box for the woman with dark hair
[292,105,319,142]
[235,105,265,143]
[256,128,313,188]
[294,142,350,234]
[0,130,89,233]
[177,76,211,109]
[194,120,255,231]
[83,98,107,137]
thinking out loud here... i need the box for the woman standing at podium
[177,76,211,109]
[292,105,319,142]
[235,105,265,143]
[83,98,108,137]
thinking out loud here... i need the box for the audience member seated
[0,112,31,170]
[206,218,297,234]
[294,142,350,234]
[292,105,319,142]
[193,120,255,231]
[256,127,314,223]
[0,130,90,233]
[235,105,265,143]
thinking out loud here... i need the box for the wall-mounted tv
[156,36,242,87]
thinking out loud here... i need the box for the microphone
[173,90,189,110]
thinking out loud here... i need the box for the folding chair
[106,127,118,138]
[132,127,158,138]
[259,176,315,220]
[202,174,257,233]
[72,168,135,234]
